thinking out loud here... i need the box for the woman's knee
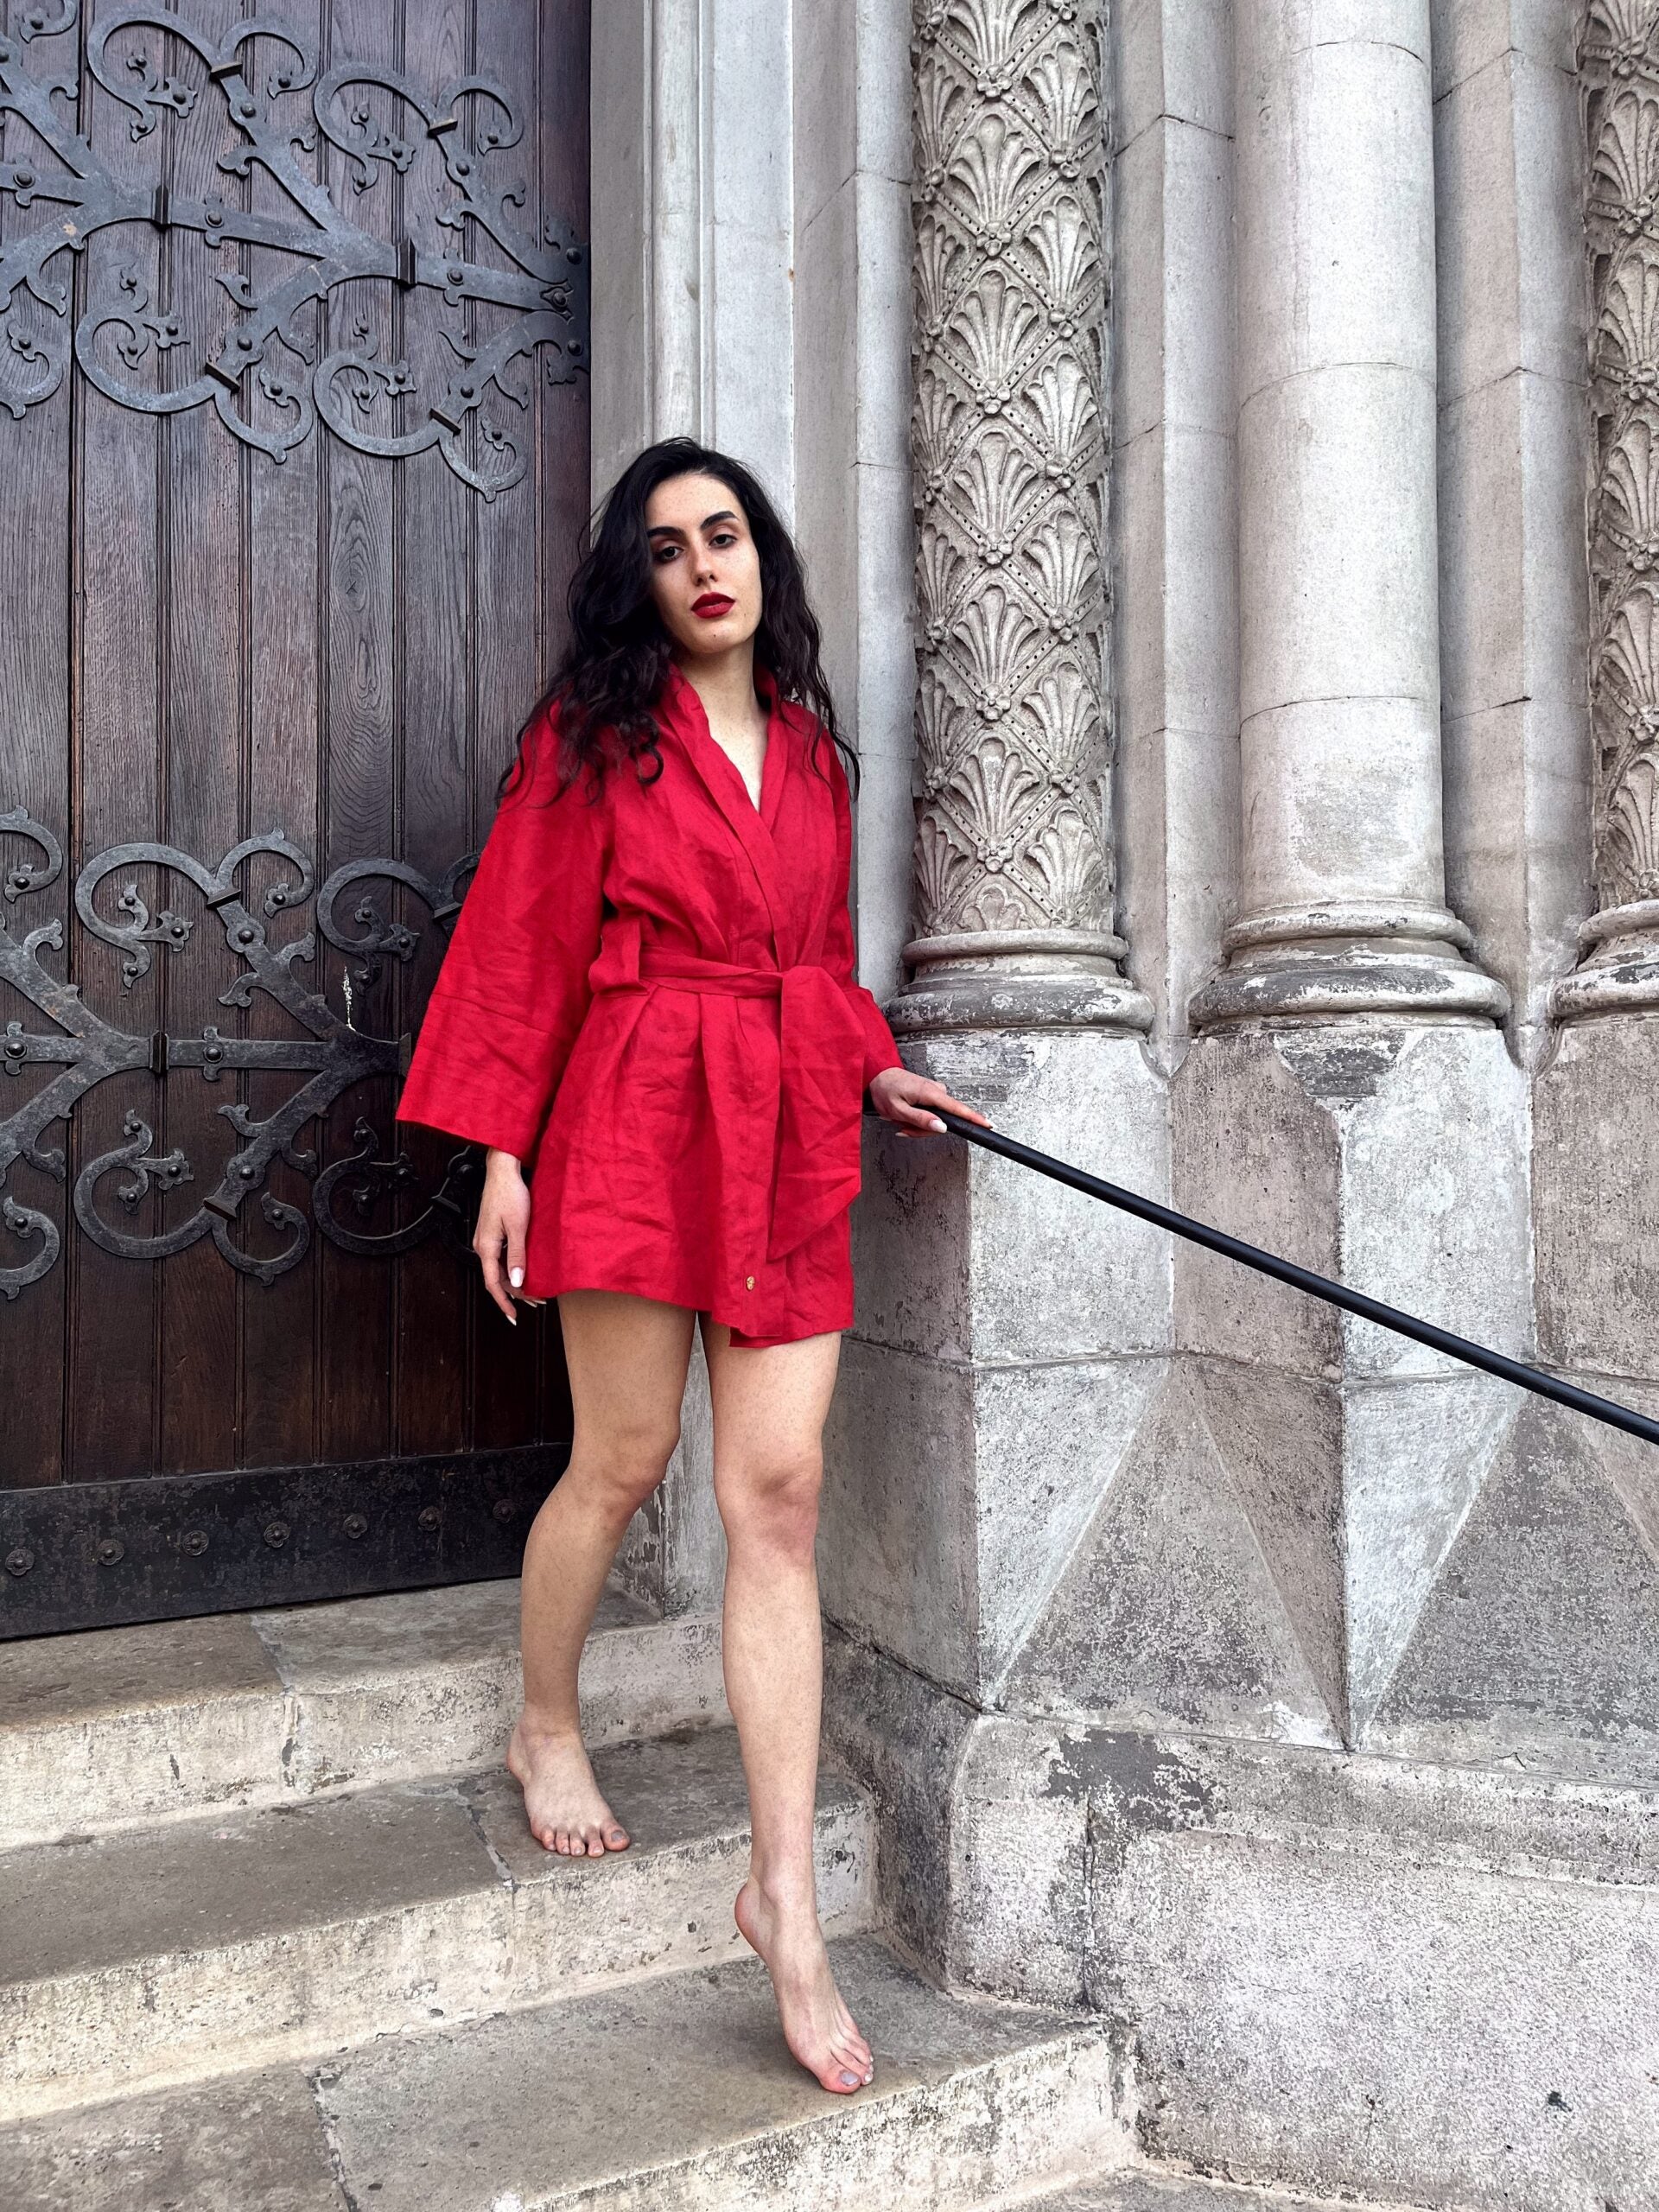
[569,1414,681,1520]
[715,1444,823,1554]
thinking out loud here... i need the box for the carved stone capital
[1556,0,1659,1020]
[892,0,1149,1037]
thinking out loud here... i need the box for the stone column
[888,0,1149,1034]
[821,0,1173,1982]
[1192,0,1507,1027]
[1533,2,1659,1455]
[1167,3,1532,1764]
[1553,0,1659,1022]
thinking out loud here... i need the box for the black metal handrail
[931,1106,1659,1450]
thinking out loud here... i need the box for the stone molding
[1556,0,1659,1020]
[892,0,1149,1035]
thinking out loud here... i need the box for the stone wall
[820,3,1659,2207]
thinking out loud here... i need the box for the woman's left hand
[868,1065,995,1140]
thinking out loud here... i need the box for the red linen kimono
[394,659,906,1345]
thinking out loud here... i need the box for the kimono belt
[624,946,872,1262]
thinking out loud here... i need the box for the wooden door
[0,0,589,1636]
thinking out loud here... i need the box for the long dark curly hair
[499,438,859,805]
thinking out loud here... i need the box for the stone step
[0,1577,728,1848]
[1024,2174,1429,2209]
[0,1722,873,2123]
[0,1932,1126,2211]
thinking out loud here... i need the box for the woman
[394,438,990,2099]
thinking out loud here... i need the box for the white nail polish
[509,1266,524,1287]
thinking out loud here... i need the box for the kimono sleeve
[822,738,906,1091]
[395,708,608,1163]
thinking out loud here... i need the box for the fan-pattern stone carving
[1581,2,1659,940]
[906,0,1116,954]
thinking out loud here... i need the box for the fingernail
[509,1266,524,1287]
[506,1311,518,1326]
[931,1118,945,1132]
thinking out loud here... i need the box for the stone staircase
[0,1580,1428,2209]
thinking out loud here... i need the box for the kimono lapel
[662,662,800,964]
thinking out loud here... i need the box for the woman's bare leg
[507,1289,696,1856]
[701,1316,874,2095]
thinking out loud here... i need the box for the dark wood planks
[9,0,587,1529]
[394,0,474,1457]
[317,0,399,1466]
[70,1,166,1487]
[0,0,74,1487]
[245,0,327,1472]
[157,0,245,1477]
[471,0,556,1446]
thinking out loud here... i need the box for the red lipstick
[692,593,734,620]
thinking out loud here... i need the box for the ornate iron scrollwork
[0,806,484,1299]
[0,2,588,497]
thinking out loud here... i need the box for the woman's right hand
[475,1148,536,1324]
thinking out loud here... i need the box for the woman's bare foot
[506,1718,631,1856]
[734,1877,874,2094]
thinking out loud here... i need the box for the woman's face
[643,472,763,662]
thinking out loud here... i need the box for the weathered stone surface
[1370,1396,1659,1783]
[852,1033,1172,1366]
[1101,1838,1658,2210]
[0,1580,729,1845]
[1535,1018,1659,1384]
[467,1729,874,2005]
[1112,0,1234,152]
[950,1718,1093,2010]
[826,1337,1166,1703]
[826,1033,1172,1701]
[1196,0,1507,1024]
[0,1611,286,1851]
[1002,1376,1342,1751]
[0,1937,1131,2212]
[1171,1025,1531,1738]
[1433,3,1592,1055]
[896,0,1147,1033]
[1554,3,1659,1013]
[821,1624,975,1972]
[1032,2174,1410,2210]
[1084,1731,1659,2210]
[0,2064,344,2212]
[1,1777,510,2122]
[259,1580,728,1796]
[0,1726,873,2123]
[315,1931,1128,2210]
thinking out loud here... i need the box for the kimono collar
[660,658,798,962]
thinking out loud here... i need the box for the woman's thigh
[556,1290,698,1461]
[699,1317,842,1503]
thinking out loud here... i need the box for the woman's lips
[692,594,734,620]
